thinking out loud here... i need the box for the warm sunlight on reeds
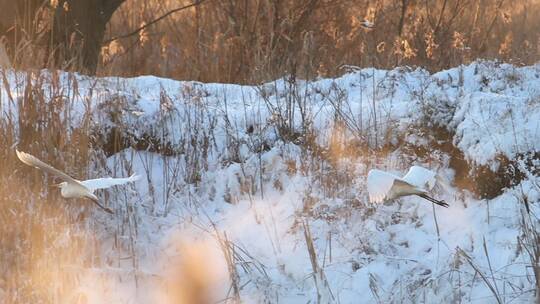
[0,178,101,303]
[153,233,229,304]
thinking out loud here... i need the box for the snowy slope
[2,61,539,303]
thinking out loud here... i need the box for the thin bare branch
[103,0,210,44]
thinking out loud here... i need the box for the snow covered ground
[1,61,539,303]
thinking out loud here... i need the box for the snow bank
[4,61,538,166]
[2,61,539,303]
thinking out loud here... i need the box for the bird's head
[51,182,67,188]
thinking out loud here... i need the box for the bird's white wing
[402,166,437,190]
[81,174,140,190]
[16,150,82,185]
[367,169,401,203]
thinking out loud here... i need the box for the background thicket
[0,0,539,83]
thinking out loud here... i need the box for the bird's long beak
[50,183,62,188]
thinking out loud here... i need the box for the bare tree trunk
[398,0,408,36]
[50,0,125,74]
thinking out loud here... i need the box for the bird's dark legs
[86,196,114,214]
[417,193,449,208]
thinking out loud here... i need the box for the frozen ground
[1,61,539,303]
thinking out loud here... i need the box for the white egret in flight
[16,150,139,214]
[367,166,449,207]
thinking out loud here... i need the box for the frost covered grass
[0,61,539,303]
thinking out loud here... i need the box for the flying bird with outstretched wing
[367,166,448,208]
[16,150,139,214]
